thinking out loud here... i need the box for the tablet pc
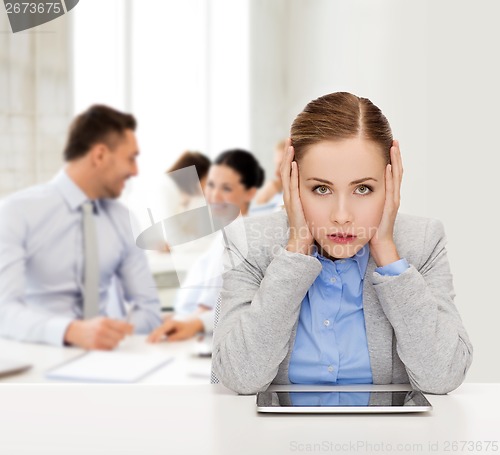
[256,390,432,413]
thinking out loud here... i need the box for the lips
[327,233,357,244]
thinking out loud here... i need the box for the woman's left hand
[369,140,403,267]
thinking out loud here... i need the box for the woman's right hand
[280,140,315,255]
[147,317,204,343]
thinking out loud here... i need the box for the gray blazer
[212,210,473,395]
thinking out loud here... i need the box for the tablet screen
[257,391,432,412]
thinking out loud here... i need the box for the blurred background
[1,0,499,382]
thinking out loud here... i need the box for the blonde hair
[290,92,393,164]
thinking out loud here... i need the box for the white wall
[0,10,72,197]
[249,0,289,160]
[249,0,500,382]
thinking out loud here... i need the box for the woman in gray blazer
[212,92,473,395]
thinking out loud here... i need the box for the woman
[167,150,211,211]
[212,92,473,395]
[158,151,211,253]
[148,149,265,342]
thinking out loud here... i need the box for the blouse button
[323,320,330,327]
[327,365,334,372]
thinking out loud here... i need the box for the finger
[166,330,187,342]
[147,320,176,343]
[280,142,293,203]
[93,332,121,350]
[290,160,299,197]
[104,319,134,336]
[390,142,402,204]
[279,138,291,177]
[104,324,133,339]
[146,327,165,343]
[375,164,393,243]
[99,326,127,345]
[166,323,195,342]
[385,163,394,209]
[281,147,292,200]
[393,139,403,170]
[392,140,403,180]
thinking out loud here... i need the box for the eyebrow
[306,177,378,185]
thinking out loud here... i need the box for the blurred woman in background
[148,149,265,342]
[158,151,211,253]
[167,150,211,212]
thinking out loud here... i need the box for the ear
[88,143,110,168]
[245,187,257,202]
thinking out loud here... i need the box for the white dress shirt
[173,235,224,333]
[0,169,162,346]
[172,213,249,334]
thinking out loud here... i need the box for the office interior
[1,0,499,389]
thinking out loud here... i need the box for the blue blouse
[289,245,409,384]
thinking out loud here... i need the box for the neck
[65,161,100,200]
[240,203,249,216]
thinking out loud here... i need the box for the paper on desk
[45,351,173,383]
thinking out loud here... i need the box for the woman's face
[204,164,256,215]
[298,138,387,260]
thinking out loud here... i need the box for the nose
[329,196,353,225]
[208,187,224,204]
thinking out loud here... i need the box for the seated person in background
[148,149,265,342]
[167,150,211,212]
[0,105,162,350]
[250,139,286,214]
[160,151,211,253]
[212,92,473,395]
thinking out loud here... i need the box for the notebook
[46,351,173,383]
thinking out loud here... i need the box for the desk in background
[0,335,211,385]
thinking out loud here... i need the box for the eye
[354,185,373,195]
[313,185,331,195]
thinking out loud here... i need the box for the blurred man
[0,105,162,349]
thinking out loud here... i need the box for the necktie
[82,201,99,319]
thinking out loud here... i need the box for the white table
[0,337,498,454]
[0,382,498,455]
